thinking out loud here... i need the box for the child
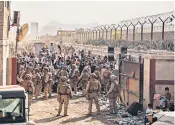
[146,104,153,114]
[165,87,171,101]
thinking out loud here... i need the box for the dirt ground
[30,93,116,125]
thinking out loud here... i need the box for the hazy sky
[11,1,174,28]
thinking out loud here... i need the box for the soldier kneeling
[57,76,72,116]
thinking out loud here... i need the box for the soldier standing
[78,68,89,96]
[22,66,33,80]
[94,66,101,83]
[86,73,101,115]
[34,68,42,100]
[105,75,120,114]
[58,66,69,79]
[102,65,112,92]
[43,67,52,100]
[57,76,72,116]
[19,74,35,112]
[70,68,80,94]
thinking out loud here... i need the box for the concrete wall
[143,56,174,110]
[155,60,174,80]
[0,1,11,86]
[143,58,151,110]
[155,59,174,101]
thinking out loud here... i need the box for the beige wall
[155,59,174,80]
[0,1,4,40]
[143,58,151,110]
[0,1,11,86]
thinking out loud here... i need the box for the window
[4,1,9,9]
[0,98,25,123]
[7,1,9,9]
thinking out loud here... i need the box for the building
[31,22,38,40]
[55,29,76,44]
[0,1,11,86]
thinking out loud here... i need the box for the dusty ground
[30,93,116,125]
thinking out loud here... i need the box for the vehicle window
[0,98,25,123]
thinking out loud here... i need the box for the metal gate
[119,58,143,109]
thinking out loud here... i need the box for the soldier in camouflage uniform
[70,68,80,94]
[93,66,101,83]
[58,66,69,79]
[86,73,101,115]
[33,68,42,100]
[22,66,33,80]
[57,76,72,116]
[78,68,89,96]
[19,74,35,112]
[105,75,121,114]
[43,67,53,100]
[102,65,112,92]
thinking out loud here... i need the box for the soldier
[19,74,35,111]
[102,65,112,92]
[94,66,101,83]
[86,73,101,115]
[18,65,25,79]
[58,66,69,79]
[22,66,33,80]
[105,75,121,114]
[70,68,80,94]
[78,68,89,96]
[43,67,52,100]
[57,76,72,116]
[33,68,42,100]
[83,62,91,74]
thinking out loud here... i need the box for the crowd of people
[16,45,122,116]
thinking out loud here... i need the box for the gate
[119,56,143,109]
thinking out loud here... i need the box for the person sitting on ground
[146,104,153,114]
[164,87,171,101]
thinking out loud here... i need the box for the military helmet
[83,68,88,72]
[35,68,39,72]
[106,65,110,68]
[20,65,24,70]
[25,74,32,80]
[110,75,116,80]
[95,66,100,70]
[90,73,97,78]
[26,66,30,70]
[62,65,67,70]
[44,67,49,72]
[72,64,76,68]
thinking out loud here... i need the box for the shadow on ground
[60,110,113,125]
[34,115,64,123]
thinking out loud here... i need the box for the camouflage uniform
[94,67,101,83]
[86,73,101,115]
[34,68,42,100]
[57,76,72,116]
[70,69,80,94]
[78,69,89,96]
[106,75,120,114]
[102,66,112,92]
[20,74,35,111]
[58,66,69,79]
[22,66,33,80]
[43,67,53,99]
